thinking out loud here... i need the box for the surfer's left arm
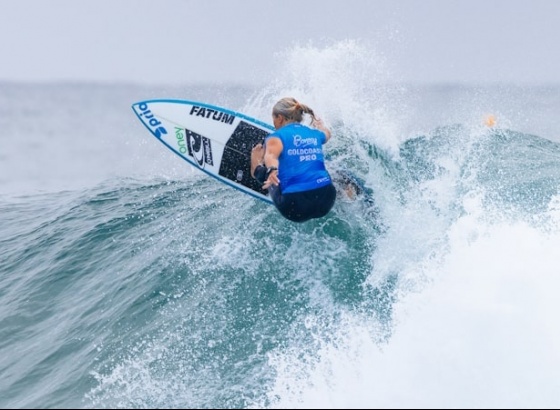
[251,137,281,188]
[262,137,282,189]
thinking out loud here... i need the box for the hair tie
[294,101,301,110]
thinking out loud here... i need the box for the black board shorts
[268,183,337,223]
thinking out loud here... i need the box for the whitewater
[1,41,560,409]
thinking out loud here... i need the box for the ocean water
[2,43,560,409]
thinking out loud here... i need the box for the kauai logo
[190,105,235,125]
[176,127,214,168]
[136,103,168,138]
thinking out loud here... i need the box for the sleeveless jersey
[266,123,331,194]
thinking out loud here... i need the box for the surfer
[251,97,336,222]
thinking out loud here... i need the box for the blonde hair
[272,97,317,123]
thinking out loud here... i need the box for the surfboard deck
[132,99,274,204]
[131,99,374,207]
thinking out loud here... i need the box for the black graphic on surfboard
[185,129,214,167]
[218,120,270,195]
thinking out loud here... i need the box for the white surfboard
[132,99,274,204]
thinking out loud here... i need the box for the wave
[1,172,385,408]
[3,120,560,408]
[3,40,560,408]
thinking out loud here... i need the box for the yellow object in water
[484,114,497,127]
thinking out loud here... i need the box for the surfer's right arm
[311,117,331,142]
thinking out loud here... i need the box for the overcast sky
[2,0,560,86]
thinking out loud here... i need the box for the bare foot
[251,143,265,177]
[344,184,357,200]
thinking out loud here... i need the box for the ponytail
[272,97,317,123]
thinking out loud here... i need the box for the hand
[263,169,279,189]
[311,117,331,141]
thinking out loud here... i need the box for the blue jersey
[266,123,331,194]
